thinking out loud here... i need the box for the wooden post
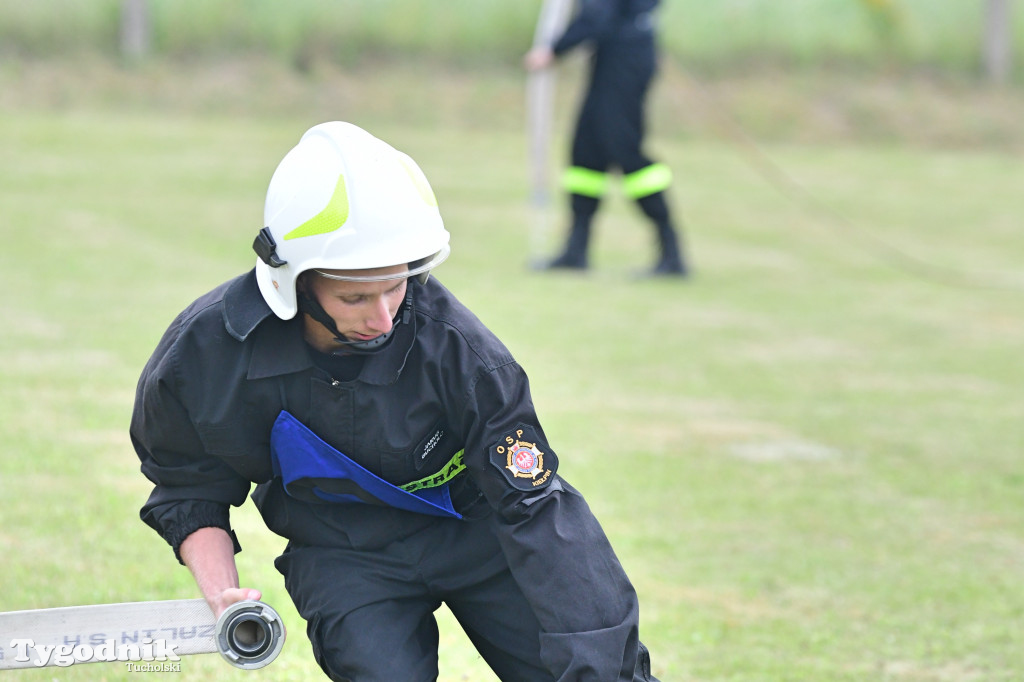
[983,0,1013,84]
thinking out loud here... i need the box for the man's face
[302,264,409,349]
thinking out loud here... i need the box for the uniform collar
[222,269,275,342]
[222,269,415,385]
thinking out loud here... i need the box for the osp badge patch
[489,424,557,491]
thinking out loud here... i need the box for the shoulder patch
[489,424,557,491]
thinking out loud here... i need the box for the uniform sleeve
[552,0,619,55]
[130,327,251,563]
[457,361,643,681]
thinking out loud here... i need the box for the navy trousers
[275,516,658,681]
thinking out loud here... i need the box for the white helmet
[254,121,450,320]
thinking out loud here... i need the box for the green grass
[2,63,1024,681]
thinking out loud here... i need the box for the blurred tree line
[1,0,1016,84]
[119,0,1014,83]
[853,0,1012,83]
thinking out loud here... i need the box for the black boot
[635,192,689,278]
[538,210,593,270]
[649,220,688,276]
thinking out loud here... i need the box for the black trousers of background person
[275,514,659,682]
[556,31,686,274]
[570,34,657,183]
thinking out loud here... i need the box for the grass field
[1,58,1023,681]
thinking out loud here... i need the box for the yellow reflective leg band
[400,450,466,493]
[562,166,609,198]
[622,163,672,199]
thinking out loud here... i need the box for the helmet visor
[311,245,450,282]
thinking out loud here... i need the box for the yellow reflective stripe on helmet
[398,154,438,207]
[622,163,672,199]
[562,166,609,198]
[400,450,466,493]
[283,174,350,240]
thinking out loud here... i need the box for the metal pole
[120,0,151,62]
[983,0,1013,84]
[526,0,574,263]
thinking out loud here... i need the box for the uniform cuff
[167,506,242,564]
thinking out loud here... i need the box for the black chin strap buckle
[253,227,287,268]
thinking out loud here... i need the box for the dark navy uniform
[546,0,687,275]
[555,0,660,177]
[131,269,658,681]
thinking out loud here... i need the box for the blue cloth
[270,410,461,519]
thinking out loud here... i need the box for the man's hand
[209,587,263,620]
[524,46,555,71]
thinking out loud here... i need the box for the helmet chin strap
[297,288,413,356]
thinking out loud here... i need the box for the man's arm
[458,362,644,680]
[179,527,262,619]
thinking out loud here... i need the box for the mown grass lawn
[1,63,1022,681]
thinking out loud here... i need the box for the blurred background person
[525,0,689,277]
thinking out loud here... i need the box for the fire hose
[0,598,285,670]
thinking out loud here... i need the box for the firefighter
[525,0,688,276]
[131,121,660,681]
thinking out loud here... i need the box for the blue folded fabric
[270,410,461,519]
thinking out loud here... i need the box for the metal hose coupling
[214,600,286,669]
